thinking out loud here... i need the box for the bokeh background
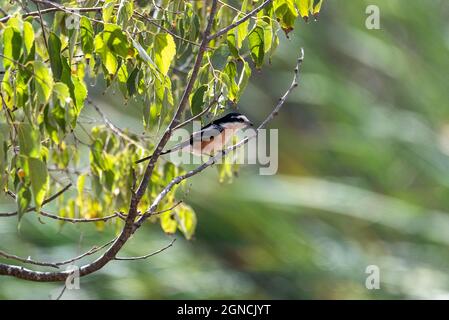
[2,0,449,299]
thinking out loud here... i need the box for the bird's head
[215,112,254,129]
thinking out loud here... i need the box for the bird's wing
[163,124,224,154]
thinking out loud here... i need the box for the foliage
[0,0,322,240]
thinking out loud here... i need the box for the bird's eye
[238,118,244,122]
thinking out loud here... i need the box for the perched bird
[136,112,253,164]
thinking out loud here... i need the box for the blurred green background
[2,0,449,299]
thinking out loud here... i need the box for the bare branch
[0,237,116,270]
[0,5,103,23]
[114,239,176,261]
[52,237,117,267]
[38,210,121,223]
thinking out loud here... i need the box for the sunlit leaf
[177,204,197,240]
[18,123,40,158]
[16,182,31,221]
[154,33,176,76]
[161,211,177,234]
[3,26,22,69]
[27,157,49,211]
[23,21,35,55]
[34,61,54,104]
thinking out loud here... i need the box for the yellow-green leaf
[154,33,176,76]
[177,204,197,240]
[27,157,49,211]
[23,21,35,54]
[34,61,54,103]
[3,26,22,69]
[161,211,178,234]
[18,123,40,158]
[16,182,31,221]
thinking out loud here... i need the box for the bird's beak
[247,121,254,127]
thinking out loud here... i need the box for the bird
[135,112,253,164]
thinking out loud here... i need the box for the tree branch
[208,0,273,41]
[0,237,116,270]
[114,239,176,261]
[0,5,103,23]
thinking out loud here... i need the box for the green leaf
[72,76,87,110]
[18,123,40,158]
[154,33,176,76]
[34,61,54,104]
[296,0,311,19]
[48,32,63,80]
[210,44,230,71]
[27,157,49,211]
[103,24,129,57]
[312,0,323,15]
[117,0,133,27]
[226,32,239,58]
[16,182,32,221]
[130,38,160,80]
[260,21,273,53]
[94,25,129,75]
[23,21,35,55]
[237,60,251,101]
[190,85,208,116]
[248,25,265,69]
[236,0,249,48]
[177,204,197,240]
[161,211,177,234]
[126,68,139,96]
[80,17,94,57]
[53,82,71,104]
[3,26,22,69]
[102,0,116,23]
[275,0,299,31]
[222,61,238,102]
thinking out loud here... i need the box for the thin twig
[173,94,222,131]
[114,239,176,261]
[32,0,49,52]
[208,0,273,40]
[0,2,103,23]
[134,11,203,48]
[39,210,121,223]
[0,184,72,217]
